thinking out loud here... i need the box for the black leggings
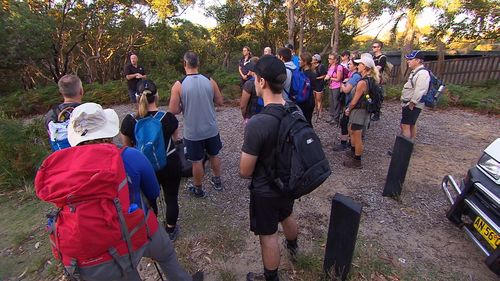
[340,114,349,135]
[156,151,182,226]
[298,100,314,127]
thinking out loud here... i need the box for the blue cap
[405,50,425,60]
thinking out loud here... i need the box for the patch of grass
[172,188,245,273]
[218,268,238,281]
[446,79,499,114]
[0,196,54,279]
[0,116,49,191]
[294,252,325,277]
[349,237,467,281]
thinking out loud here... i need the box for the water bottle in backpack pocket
[134,111,167,171]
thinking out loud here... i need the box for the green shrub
[0,115,49,190]
[446,80,499,114]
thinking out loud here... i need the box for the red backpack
[35,143,159,272]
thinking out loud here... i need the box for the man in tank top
[169,51,224,198]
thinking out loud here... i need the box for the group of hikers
[37,40,433,281]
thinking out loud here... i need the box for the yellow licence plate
[473,216,500,250]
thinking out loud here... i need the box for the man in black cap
[400,50,430,140]
[240,55,299,281]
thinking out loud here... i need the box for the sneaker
[166,225,180,241]
[332,143,349,152]
[210,176,223,191]
[187,182,206,198]
[343,157,362,169]
[246,272,266,281]
[192,271,204,281]
[387,150,393,156]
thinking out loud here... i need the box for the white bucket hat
[67,102,119,147]
[354,53,376,69]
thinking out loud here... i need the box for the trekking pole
[154,261,165,281]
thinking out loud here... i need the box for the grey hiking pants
[78,227,191,281]
[328,87,341,121]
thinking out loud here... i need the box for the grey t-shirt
[180,74,219,141]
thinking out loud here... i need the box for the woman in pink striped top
[324,53,345,124]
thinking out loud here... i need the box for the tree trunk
[223,51,230,70]
[436,40,445,77]
[399,9,417,82]
[331,0,340,53]
[298,11,305,54]
[286,0,295,46]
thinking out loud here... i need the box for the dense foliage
[1,0,496,95]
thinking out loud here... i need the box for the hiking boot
[332,143,349,152]
[192,271,204,281]
[387,150,393,156]
[345,149,355,159]
[187,182,206,198]
[166,225,180,241]
[343,157,362,169]
[246,272,266,281]
[210,176,223,191]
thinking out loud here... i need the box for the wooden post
[383,135,414,198]
[323,193,362,281]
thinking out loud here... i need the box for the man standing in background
[124,53,146,103]
[372,41,387,83]
[400,50,430,140]
[169,51,225,198]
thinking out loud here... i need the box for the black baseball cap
[137,80,157,96]
[246,55,287,84]
[285,43,294,50]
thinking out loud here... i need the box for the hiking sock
[286,238,298,257]
[354,155,361,160]
[264,268,279,281]
[286,238,298,250]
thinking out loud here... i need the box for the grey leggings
[328,87,341,121]
[79,227,192,281]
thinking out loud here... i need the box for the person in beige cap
[37,102,202,281]
[343,54,380,168]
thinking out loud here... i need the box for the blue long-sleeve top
[121,147,160,207]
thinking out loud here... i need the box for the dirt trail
[22,101,498,281]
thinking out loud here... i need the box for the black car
[442,138,500,275]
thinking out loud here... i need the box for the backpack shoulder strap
[153,111,166,121]
[410,67,428,88]
[57,106,75,122]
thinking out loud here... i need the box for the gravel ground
[109,101,499,280]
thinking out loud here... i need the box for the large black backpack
[263,104,331,199]
[363,77,384,121]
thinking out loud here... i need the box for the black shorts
[401,106,422,125]
[184,134,222,161]
[250,193,294,235]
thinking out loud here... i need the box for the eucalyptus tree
[205,0,245,69]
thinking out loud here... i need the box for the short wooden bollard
[383,135,414,198]
[323,193,362,281]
